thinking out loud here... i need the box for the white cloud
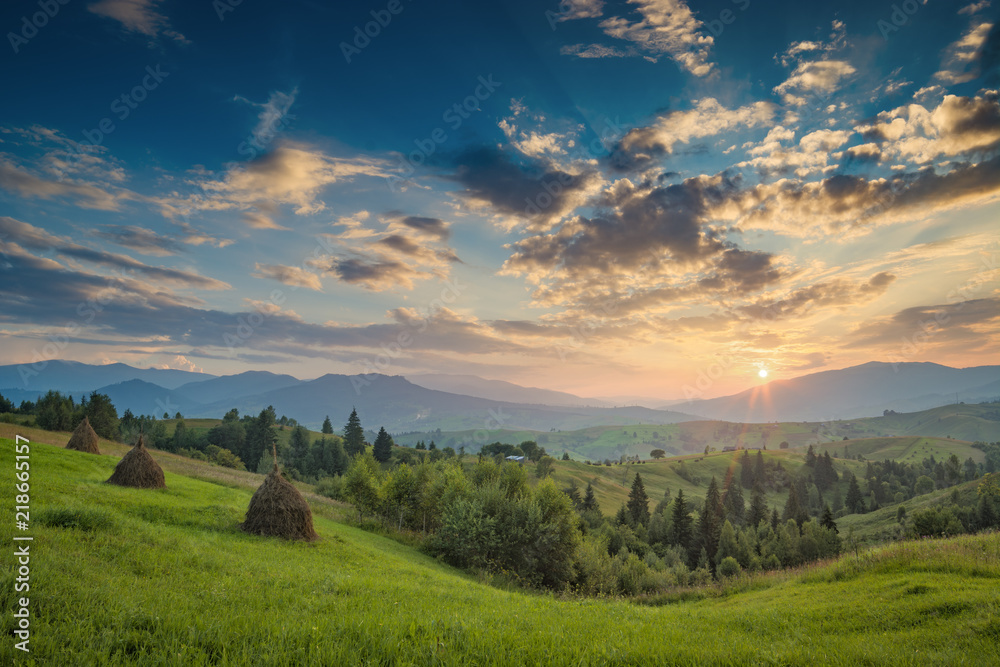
[88,0,188,44]
[774,60,857,106]
[588,0,715,76]
[934,20,993,84]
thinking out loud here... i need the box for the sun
[758,369,768,378]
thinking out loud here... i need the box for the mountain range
[0,360,996,431]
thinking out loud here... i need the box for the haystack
[240,443,317,541]
[66,416,100,454]
[106,434,165,489]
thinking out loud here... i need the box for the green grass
[2,432,999,665]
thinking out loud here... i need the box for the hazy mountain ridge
[2,360,997,431]
[683,362,1000,422]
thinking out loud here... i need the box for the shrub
[314,475,345,500]
[717,556,741,579]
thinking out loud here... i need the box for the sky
[0,0,998,401]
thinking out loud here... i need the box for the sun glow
[758,369,768,378]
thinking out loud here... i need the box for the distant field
[1,432,998,665]
[392,402,1000,463]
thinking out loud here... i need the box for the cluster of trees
[575,472,843,595]
[839,451,986,516]
[905,471,1000,538]
[5,390,121,439]
[339,452,580,588]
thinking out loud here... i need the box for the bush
[717,556,741,579]
[314,475,345,501]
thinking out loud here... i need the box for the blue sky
[1,0,998,400]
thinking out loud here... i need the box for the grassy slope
[2,434,999,665]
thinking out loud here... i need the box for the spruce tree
[671,489,692,552]
[627,472,650,527]
[373,426,393,463]
[700,477,724,567]
[289,425,311,471]
[845,473,864,514]
[747,483,768,528]
[723,481,745,527]
[582,482,599,513]
[343,408,365,456]
[740,449,754,488]
[321,415,334,435]
[805,444,817,468]
[820,504,838,533]
[754,450,766,488]
[783,484,807,526]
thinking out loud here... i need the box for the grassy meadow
[2,427,999,665]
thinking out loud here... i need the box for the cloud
[859,93,1000,163]
[773,60,856,106]
[844,296,1000,354]
[737,272,896,321]
[90,225,186,256]
[0,217,230,291]
[594,0,715,76]
[737,128,854,177]
[194,142,390,221]
[447,146,598,229]
[251,264,323,291]
[551,0,604,22]
[234,88,297,152]
[559,43,634,59]
[935,19,994,83]
[399,216,451,241]
[609,98,776,171]
[501,174,784,313]
[722,153,1000,239]
[0,158,125,211]
[316,212,461,291]
[88,0,188,44]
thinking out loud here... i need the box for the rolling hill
[2,426,997,664]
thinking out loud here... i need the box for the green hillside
[2,430,999,665]
[392,402,1000,463]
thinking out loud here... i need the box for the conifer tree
[740,449,754,488]
[582,482,599,513]
[747,483,768,528]
[820,504,838,533]
[723,481,745,527]
[699,477,724,568]
[845,473,864,514]
[343,408,365,456]
[321,415,334,434]
[373,426,393,463]
[671,489,692,553]
[626,472,650,527]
